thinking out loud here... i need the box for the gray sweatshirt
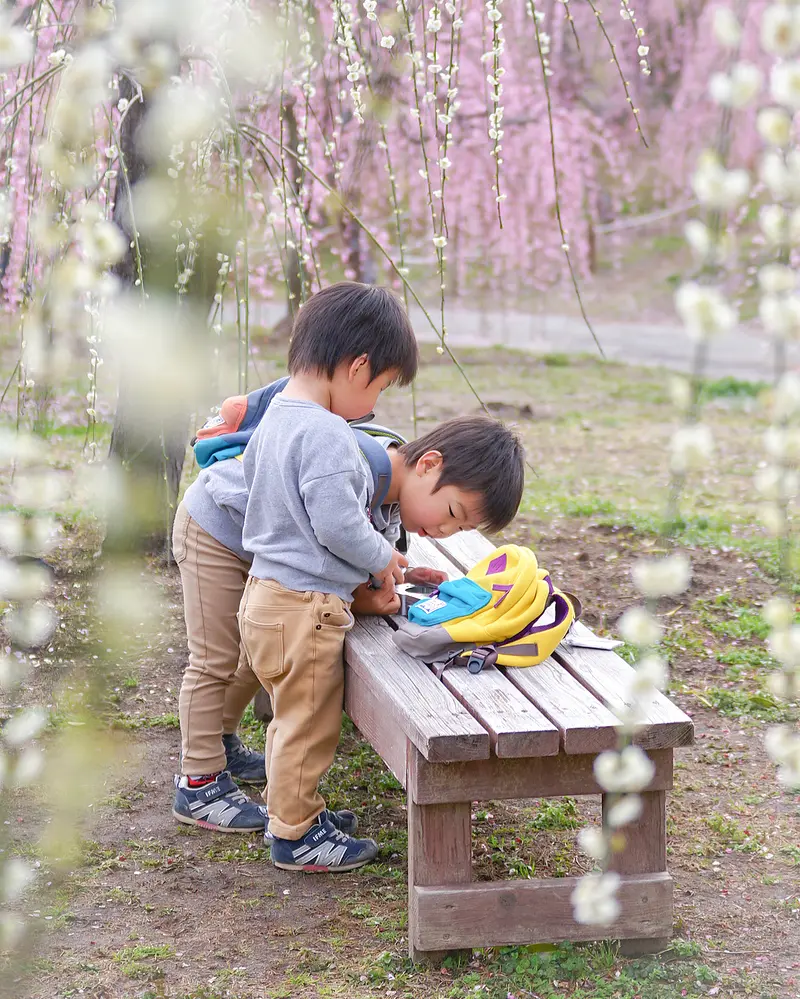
[183,430,400,567]
[242,396,395,600]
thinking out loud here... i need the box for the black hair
[399,415,525,533]
[287,281,418,386]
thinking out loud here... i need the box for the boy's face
[329,356,399,422]
[398,451,485,539]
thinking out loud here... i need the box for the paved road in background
[246,301,800,382]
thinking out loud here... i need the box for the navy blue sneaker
[223,733,266,784]
[264,807,358,842]
[269,817,378,872]
[173,772,267,833]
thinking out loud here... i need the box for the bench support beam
[408,789,472,963]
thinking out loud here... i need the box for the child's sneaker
[264,807,358,842]
[269,817,378,872]
[222,733,267,784]
[173,772,267,833]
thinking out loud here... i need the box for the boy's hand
[404,566,448,587]
[352,582,401,616]
[373,549,408,590]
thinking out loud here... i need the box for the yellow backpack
[394,544,581,672]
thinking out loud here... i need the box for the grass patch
[702,686,795,724]
[700,376,767,401]
[113,944,175,980]
[112,712,180,730]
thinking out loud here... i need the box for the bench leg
[604,788,672,955]
[408,794,472,964]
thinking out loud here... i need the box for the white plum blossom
[761,4,800,58]
[684,219,711,260]
[764,426,800,462]
[773,372,800,420]
[759,293,800,336]
[2,859,35,903]
[432,234,447,248]
[0,12,34,70]
[759,263,797,295]
[712,6,742,48]
[763,596,795,631]
[771,60,800,110]
[5,602,57,648]
[669,376,692,412]
[761,501,787,537]
[768,624,800,669]
[577,827,607,860]
[760,204,789,246]
[709,63,762,109]
[691,153,750,210]
[594,745,656,794]
[675,283,737,340]
[628,653,669,695]
[2,708,48,748]
[632,554,691,599]
[765,725,800,789]
[760,149,800,201]
[571,872,621,926]
[605,794,643,829]
[757,107,793,148]
[670,424,714,474]
[618,606,663,647]
[755,464,800,502]
[380,35,395,48]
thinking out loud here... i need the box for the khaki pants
[173,503,263,776]
[239,576,353,841]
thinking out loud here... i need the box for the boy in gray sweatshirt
[239,282,418,871]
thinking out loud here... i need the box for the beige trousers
[173,503,263,776]
[239,576,353,841]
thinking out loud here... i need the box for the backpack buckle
[466,647,497,674]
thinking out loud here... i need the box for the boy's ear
[416,450,444,477]
[347,354,370,382]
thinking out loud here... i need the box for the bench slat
[345,617,490,763]
[405,537,559,758]
[503,657,621,754]
[555,622,694,749]
[431,533,695,751]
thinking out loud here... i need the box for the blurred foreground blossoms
[573,0,800,929]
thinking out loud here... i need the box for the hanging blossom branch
[572,3,764,927]
[747,2,800,791]
[527,0,605,358]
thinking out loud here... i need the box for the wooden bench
[343,530,694,962]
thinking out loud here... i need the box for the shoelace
[329,827,351,844]
[227,787,250,806]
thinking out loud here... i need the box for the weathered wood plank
[604,788,668,876]
[408,757,472,962]
[503,658,621,755]
[404,535,560,758]
[433,533,694,752]
[411,872,673,951]
[409,747,673,805]
[345,616,490,763]
[344,666,408,788]
[555,621,694,750]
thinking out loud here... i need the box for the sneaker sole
[172,809,265,834]
[272,857,375,872]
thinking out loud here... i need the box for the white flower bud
[3,859,35,902]
[774,372,800,420]
[762,4,800,58]
[577,827,607,860]
[760,204,789,246]
[618,606,663,647]
[606,794,643,829]
[763,596,795,630]
[760,264,797,295]
[632,554,691,599]
[571,872,621,926]
[713,6,741,48]
[757,107,793,148]
[670,424,714,474]
[675,283,737,339]
[691,152,750,210]
[768,625,800,668]
[760,501,786,536]
[709,63,762,109]
[3,708,48,747]
[380,35,395,48]
[770,60,800,111]
[595,746,656,793]
[668,376,692,412]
